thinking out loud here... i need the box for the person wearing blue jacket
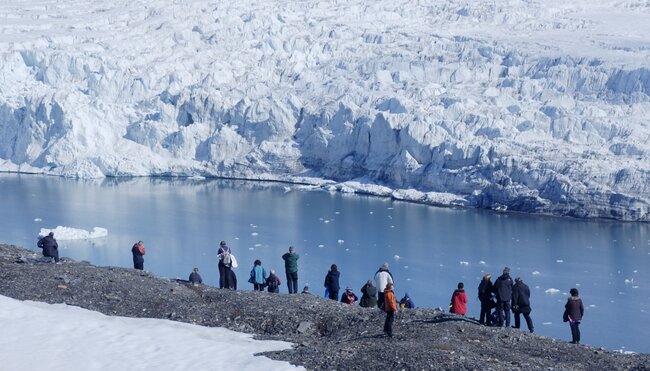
[189,267,203,284]
[324,264,340,300]
[249,259,267,291]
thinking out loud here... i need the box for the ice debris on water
[251,232,258,236]
[556,259,564,263]
[532,271,540,275]
[337,239,344,244]
[625,278,634,284]
[478,261,486,265]
[393,255,400,260]
[34,218,42,222]
[318,244,324,247]
[545,288,560,294]
[459,261,469,265]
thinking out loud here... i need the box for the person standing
[37,231,59,263]
[450,282,467,315]
[511,277,534,333]
[478,273,494,325]
[563,288,584,344]
[374,263,394,310]
[324,264,340,300]
[383,283,398,338]
[249,259,267,291]
[131,240,145,270]
[282,246,299,294]
[493,267,513,327]
[360,280,378,308]
[217,241,232,289]
[189,267,203,284]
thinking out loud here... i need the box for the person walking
[374,263,394,310]
[450,282,467,315]
[217,241,232,289]
[282,246,299,294]
[512,277,534,333]
[324,264,340,301]
[131,240,145,270]
[266,270,281,293]
[563,288,584,344]
[478,273,495,325]
[493,267,513,327]
[249,259,267,291]
[360,280,378,308]
[383,282,398,338]
[189,267,203,284]
[37,231,59,263]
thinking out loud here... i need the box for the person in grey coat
[360,280,378,308]
[511,277,534,333]
[37,232,59,263]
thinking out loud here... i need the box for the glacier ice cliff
[1,0,649,221]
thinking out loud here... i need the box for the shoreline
[1,243,648,370]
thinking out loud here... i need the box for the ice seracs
[1,0,649,221]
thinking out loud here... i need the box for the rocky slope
[1,244,647,370]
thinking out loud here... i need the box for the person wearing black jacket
[493,267,513,327]
[324,264,340,300]
[37,232,59,263]
[511,277,534,333]
[360,280,378,308]
[478,273,494,325]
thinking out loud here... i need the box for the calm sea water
[1,174,648,352]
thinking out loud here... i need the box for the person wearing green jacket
[282,246,299,294]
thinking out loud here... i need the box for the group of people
[37,233,585,343]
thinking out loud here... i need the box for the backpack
[221,252,232,267]
[267,276,278,291]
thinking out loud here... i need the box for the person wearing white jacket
[374,262,394,310]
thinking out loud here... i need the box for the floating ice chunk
[387,207,394,210]
[632,286,639,289]
[625,278,634,284]
[283,186,291,193]
[235,237,240,240]
[589,304,596,308]
[337,240,344,244]
[335,211,340,214]
[34,218,42,222]
[393,255,400,260]
[478,261,486,265]
[39,226,107,240]
[542,322,552,325]
[459,261,469,265]
[254,244,262,247]
[251,232,259,236]
[249,224,257,228]
[318,244,324,247]
[406,278,411,281]
[324,220,330,224]
[545,288,560,294]
[345,248,349,251]
[390,225,395,228]
[248,247,254,250]
[404,266,409,269]
[633,270,638,273]
[556,259,564,263]
[532,271,540,275]
[369,211,374,215]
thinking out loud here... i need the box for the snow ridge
[1,0,649,220]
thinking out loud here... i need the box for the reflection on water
[1,173,649,352]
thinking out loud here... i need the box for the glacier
[1,0,649,221]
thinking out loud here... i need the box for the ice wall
[1,0,649,221]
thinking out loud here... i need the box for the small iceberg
[337,239,344,244]
[545,288,560,294]
[459,261,469,266]
[532,271,540,275]
[34,218,42,222]
[39,226,107,240]
[393,255,400,260]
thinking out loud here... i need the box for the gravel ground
[1,244,648,370]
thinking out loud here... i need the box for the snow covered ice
[0,295,301,371]
[1,0,650,221]
[39,226,108,240]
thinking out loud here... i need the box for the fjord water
[1,174,648,352]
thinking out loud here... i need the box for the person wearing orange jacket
[383,282,398,337]
[450,282,468,315]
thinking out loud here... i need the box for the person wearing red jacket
[383,283,398,337]
[450,282,468,315]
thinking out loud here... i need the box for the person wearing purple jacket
[563,288,585,344]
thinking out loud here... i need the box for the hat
[220,241,226,246]
[382,262,389,269]
[289,246,295,252]
[503,267,510,274]
[367,279,373,285]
